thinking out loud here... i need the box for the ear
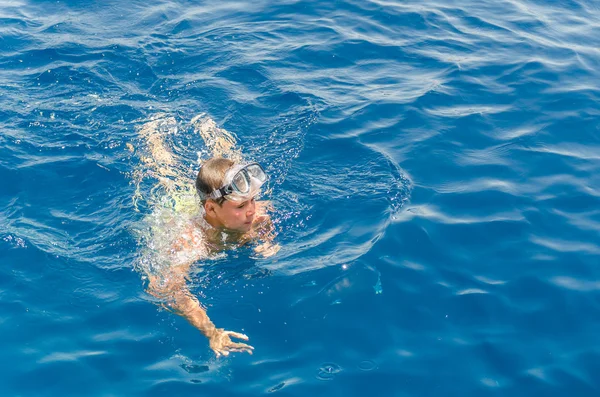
[204,200,217,214]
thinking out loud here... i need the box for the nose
[246,201,255,217]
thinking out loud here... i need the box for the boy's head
[196,157,267,232]
[195,157,234,206]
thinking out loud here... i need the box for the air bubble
[316,363,342,381]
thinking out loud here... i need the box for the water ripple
[2,0,600,395]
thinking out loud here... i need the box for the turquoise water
[2,0,600,395]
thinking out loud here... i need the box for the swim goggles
[208,162,267,201]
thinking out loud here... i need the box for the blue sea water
[1,0,600,395]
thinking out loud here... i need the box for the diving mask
[208,162,267,202]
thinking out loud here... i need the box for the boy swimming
[136,115,279,358]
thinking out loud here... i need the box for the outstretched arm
[147,266,253,357]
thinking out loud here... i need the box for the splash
[130,113,245,277]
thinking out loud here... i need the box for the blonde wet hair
[195,157,235,206]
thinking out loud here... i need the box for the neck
[202,213,245,243]
[203,212,222,230]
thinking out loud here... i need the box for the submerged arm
[147,266,253,357]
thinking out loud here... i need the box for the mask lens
[232,170,249,193]
[246,164,266,183]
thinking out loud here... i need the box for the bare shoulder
[251,201,276,239]
[254,200,274,224]
[251,200,280,257]
[256,200,273,215]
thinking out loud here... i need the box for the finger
[225,343,254,352]
[229,342,254,350]
[225,331,249,341]
[225,331,249,340]
[225,346,254,354]
[215,348,230,358]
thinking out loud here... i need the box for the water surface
[1,0,599,395]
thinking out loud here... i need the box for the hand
[254,242,281,258]
[209,329,254,357]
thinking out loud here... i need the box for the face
[207,197,256,233]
